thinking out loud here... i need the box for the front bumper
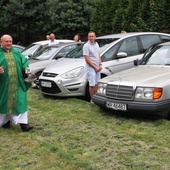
[39,77,87,97]
[92,94,170,118]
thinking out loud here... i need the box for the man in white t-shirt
[83,31,102,102]
[48,33,59,46]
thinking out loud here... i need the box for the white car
[92,41,170,119]
[39,32,170,101]
[22,39,74,58]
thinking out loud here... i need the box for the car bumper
[39,77,87,97]
[92,94,170,118]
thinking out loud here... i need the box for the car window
[101,43,120,62]
[160,35,170,42]
[65,44,84,58]
[142,45,170,65]
[13,46,25,52]
[57,44,79,57]
[22,44,41,56]
[96,38,119,47]
[139,35,161,52]
[31,46,60,60]
[99,43,113,53]
[117,36,139,56]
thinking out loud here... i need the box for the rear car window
[139,35,161,52]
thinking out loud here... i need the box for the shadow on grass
[98,107,165,122]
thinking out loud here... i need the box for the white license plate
[41,81,52,87]
[106,101,127,111]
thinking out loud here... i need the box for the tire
[84,83,90,102]
[167,111,170,120]
[33,72,42,89]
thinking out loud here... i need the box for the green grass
[0,89,170,170]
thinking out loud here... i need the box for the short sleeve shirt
[83,41,100,67]
[48,39,59,46]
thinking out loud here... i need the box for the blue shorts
[87,67,101,87]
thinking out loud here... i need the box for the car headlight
[61,66,84,79]
[135,87,162,100]
[97,83,107,95]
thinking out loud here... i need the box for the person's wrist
[99,63,102,66]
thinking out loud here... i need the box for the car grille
[39,80,61,94]
[106,84,134,100]
[42,72,58,77]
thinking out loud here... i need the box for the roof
[32,39,74,45]
[96,32,170,39]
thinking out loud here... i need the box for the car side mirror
[116,52,127,59]
[134,59,140,66]
[55,55,64,60]
[28,54,32,58]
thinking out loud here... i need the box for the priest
[0,34,33,132]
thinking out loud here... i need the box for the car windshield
[65,42,111,59]
[30,46,60,60]
[141,45,170,65]
[22,44,41,56]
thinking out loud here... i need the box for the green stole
[4,51,18,114]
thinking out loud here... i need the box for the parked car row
[38,32,170,102]
[20,32,170,119]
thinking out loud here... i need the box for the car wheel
[167,110,170,120]
[84,83,90,102]
[33,72,42,89]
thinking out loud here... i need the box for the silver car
[39,32,170,101]
[92,41,170,119]
[12,44,25,52]
[22,39,74,58]
[29,42,83,87]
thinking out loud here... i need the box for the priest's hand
[25,67,31,74]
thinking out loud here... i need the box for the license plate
[41,81,52,87]
[106,101,127,111]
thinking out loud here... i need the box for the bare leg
[94,84,98,94]
[89,86,95,99]
[89,84,98,101]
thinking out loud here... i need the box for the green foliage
[91,0,170,34]
[0,0,169,45]
[149,0,170,32]
[46,0,94,39]
[0,0,48,45]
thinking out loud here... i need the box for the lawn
[0,88,169,170]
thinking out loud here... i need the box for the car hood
[43,58,85,74]
[29,59,40,64]
[29,60,53,72]
[101,65,170,86]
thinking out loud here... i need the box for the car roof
[48,42,83,47]
[32,39,75,45]
[96,32,170,39]
[12,44,25,48]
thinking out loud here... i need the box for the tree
[0,0,169,45]
[0,0,48,45]
[90,0,170,35]
[46,0,94,40]
[149,0,170,32]
[90,0,120,35]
